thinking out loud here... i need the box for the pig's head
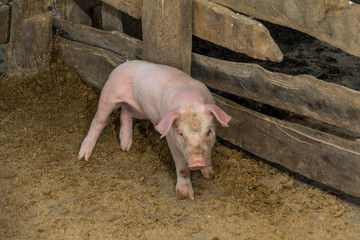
[155,104,231,170]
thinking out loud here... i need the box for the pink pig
[78,60,231,200]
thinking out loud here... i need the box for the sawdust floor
[1,60,360,239]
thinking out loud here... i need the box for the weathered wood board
[57,37,132,89]
[104,0,282,62]
[6,0,52,78]
[101,3,123,32]
[53,17,142,58]
[101,0,141,19]
[193,0,283,62]
[56,0,92,26]
[191,53,360,134]
[214,94,360,197]
[0,5,10,44]
[210,0,360,57]
[142,0,193,74]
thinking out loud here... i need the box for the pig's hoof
[78,141,94,161]
[175,182,194,200]
[201,166,214,178]
[120,138,132,151]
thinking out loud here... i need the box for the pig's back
[130,61,213,122]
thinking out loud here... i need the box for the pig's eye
[178,130,184,137]
[206,128,213,136]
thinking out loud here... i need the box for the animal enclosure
[1,0,360,239]
[2,0,360,197]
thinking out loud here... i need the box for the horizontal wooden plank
[101,0,141,19]
[214,94,360,197]
[210,0,360,57]
[57,37,132,89]
[193,0,283,62]
[191,53,360,134]
[53,17,142,58]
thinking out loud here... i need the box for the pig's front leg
[201,166,214,178]
[166,135,194,200]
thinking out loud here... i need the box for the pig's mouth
[187,157,208,170]
[188,165,208,170]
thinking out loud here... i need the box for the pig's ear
[155,108,181,138]
[205,104,231,127]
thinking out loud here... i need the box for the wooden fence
[3,0,360,197]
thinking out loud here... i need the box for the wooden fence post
[142,0,193,74]
[6,0,52,78]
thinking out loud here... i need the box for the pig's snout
[188,156,208,170]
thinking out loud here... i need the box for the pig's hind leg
[119,104,133,151]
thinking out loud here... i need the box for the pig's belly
[121,103,148,120]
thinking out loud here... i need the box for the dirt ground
[0,59,360,239]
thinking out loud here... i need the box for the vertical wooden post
[0,3,10,44]
[6,0,52,78]
[142,0,193,75]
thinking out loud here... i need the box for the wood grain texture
[56,0,92,26]
[53,17,142,58]
[57,37,132,89]
[6,0,52,78]
[101,3,123,32]
[191,53,360,134]
[101,0,142,19]
[214,94,360,197]
[193,0,283,62]
[141,0,193,74]
[101,0,283,62]
[210,0,360,57]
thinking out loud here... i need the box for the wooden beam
[210,0,360,57]
[56,0,92,26]
[0,5,10,44]
[193,0,283,62]
[57,37,132,89]
[142,0,193,74]
[53,17,142,58]
[101,2,123,32]
[101,0,141,19]
[214,94,360,197]
[6,0,52,78]
[191,53,360,134]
